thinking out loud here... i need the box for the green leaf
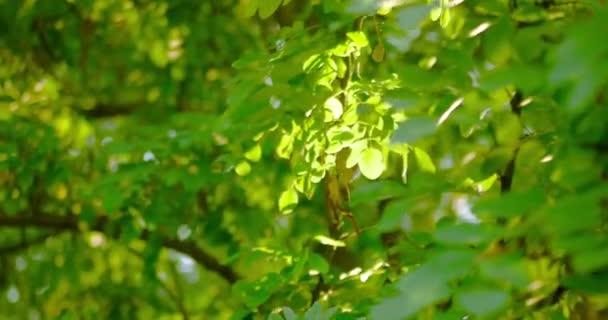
[350,180,407,206]
[546,185,608,235]
[391,117,436,144]
[572,247,608,274]
[480,63,545,93]
[279,187,298,214]
[359,147,384,180]
[304,301,336,320]
[474,188,544,218]
[479,254,529,289]
[149,40,168,68]
[305,301,321,320]
[456,289,508,316]
[371,268,449,319]
[102,187,124,213]
[346,31,369,48]
[243,0,259,17]
[267,313,283,320]
[233,273,283,308]
[396,4,431,31]
[331,43,354,57]
[308,253,329,274]
[377,198,413,231]
[494,112,522,146]
[303,54,322,73]
[413,147,436,173]
[435,223,494,246]
[317,59,338,89]
[258,0,282,19]
[283,308,298,320]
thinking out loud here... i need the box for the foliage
[1,0,608,319]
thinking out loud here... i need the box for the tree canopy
[1,0,608,319]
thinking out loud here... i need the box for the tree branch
[76,101,146,118]
[0,230,65,255]
[499,90,523,195]
[0,213,241,284]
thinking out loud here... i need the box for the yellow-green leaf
[279,187,298,214]
[359,147,384,180]
[413,147,436,173]
[347,31,369,48]
[474,174,498,193]
[314,235,346,247]
[235,161,252,176]
[303,54,321,73]
[244,144,262,162]
[243,0,259,17]
[401,148,410,183]
[346,142,365,168]
[324,97,343,120]
[258,0,282,19]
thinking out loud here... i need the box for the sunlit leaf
[244,0,259,17]
[359,147,385,180]
[413,147,436,174]
[245,144,262,162]
[258,0,282,19]
[279,187,298,214]
[346,141,365,168]
[313,235,345,247]
[303,54,322,72]
[324,97,343,120]
[235,160,252,176]
[346,31,369,48]
[473,174,498,193]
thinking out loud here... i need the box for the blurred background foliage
[1,0,607,319]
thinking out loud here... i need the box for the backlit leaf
[413,147,436,173]
[359,147,384,180]
[279,187,298,214]
[346,31,369,48]
[244,144,262,162]
[258,0,282,19]
[235,161,252,176]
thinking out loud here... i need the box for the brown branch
[0,230,65,255]
[76,101,146,118]
[0,213,241,284]
[499,90,523,195]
